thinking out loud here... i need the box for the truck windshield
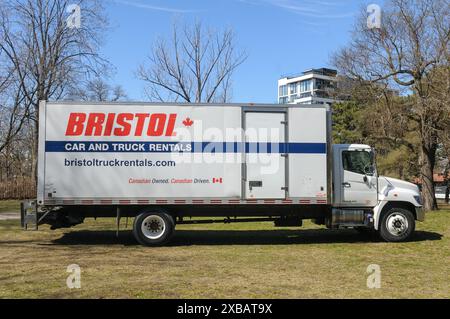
[342,150,375,176]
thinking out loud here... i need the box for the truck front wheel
[379,207,415,242]
[133,211,175,246]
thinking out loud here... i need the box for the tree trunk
[415,91,439,211]
[420,145,438,211]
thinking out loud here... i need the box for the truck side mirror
[364,164,375,176]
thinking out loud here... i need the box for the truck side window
[342,150,374,175]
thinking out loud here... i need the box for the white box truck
[21,101,425,245]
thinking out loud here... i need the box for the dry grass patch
[0,206,449,298]
[0,200,20,213]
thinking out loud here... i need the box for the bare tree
[111,85,128,102]
[138,22,246,103]
[66,77,128,102]
[0,48,34,154]
[0,0,109,184]
[333,0,450,210]
[432,66,450,205]
[85,78,111,102]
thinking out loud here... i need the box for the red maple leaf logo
[182,117,194,127]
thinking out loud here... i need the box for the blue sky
[101,0,380,103]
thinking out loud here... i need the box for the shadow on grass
[48,229,443,246]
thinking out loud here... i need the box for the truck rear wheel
[133,211,175,246]
[379,207,415,242]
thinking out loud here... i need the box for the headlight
[413,195,423,205]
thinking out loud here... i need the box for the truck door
[336,147,378,207]
[245,112,286,199]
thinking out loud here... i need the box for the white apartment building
[278,68,339,105]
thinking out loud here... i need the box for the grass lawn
[0,200,20,213]
[0,202,448,298]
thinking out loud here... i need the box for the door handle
[342,182,351,188]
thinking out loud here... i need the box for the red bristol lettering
[65,112,177,137]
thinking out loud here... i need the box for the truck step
[274,216,303,227]
[20,200,38,230]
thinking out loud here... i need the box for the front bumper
[415,206,425,222]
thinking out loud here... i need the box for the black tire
[378,207,415,242]
[133,210,175,246]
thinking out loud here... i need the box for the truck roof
[43,100,331,110]
[333,144,372,150]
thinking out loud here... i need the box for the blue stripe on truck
[45,141,327,154]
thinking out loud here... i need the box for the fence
[0,177,36,200]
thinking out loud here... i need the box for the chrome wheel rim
[141,215,165,240]
[386,212,409,237]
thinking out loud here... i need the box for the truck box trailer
[21,101,425,245]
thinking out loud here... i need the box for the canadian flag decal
[182,117,194,127]
[212,178,223,184]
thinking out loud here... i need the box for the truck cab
[331,144,424,241]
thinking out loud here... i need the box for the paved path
[0,212,20,220]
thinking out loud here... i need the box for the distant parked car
[435,185,448,200]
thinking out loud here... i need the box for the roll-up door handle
[249,181,263,191]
